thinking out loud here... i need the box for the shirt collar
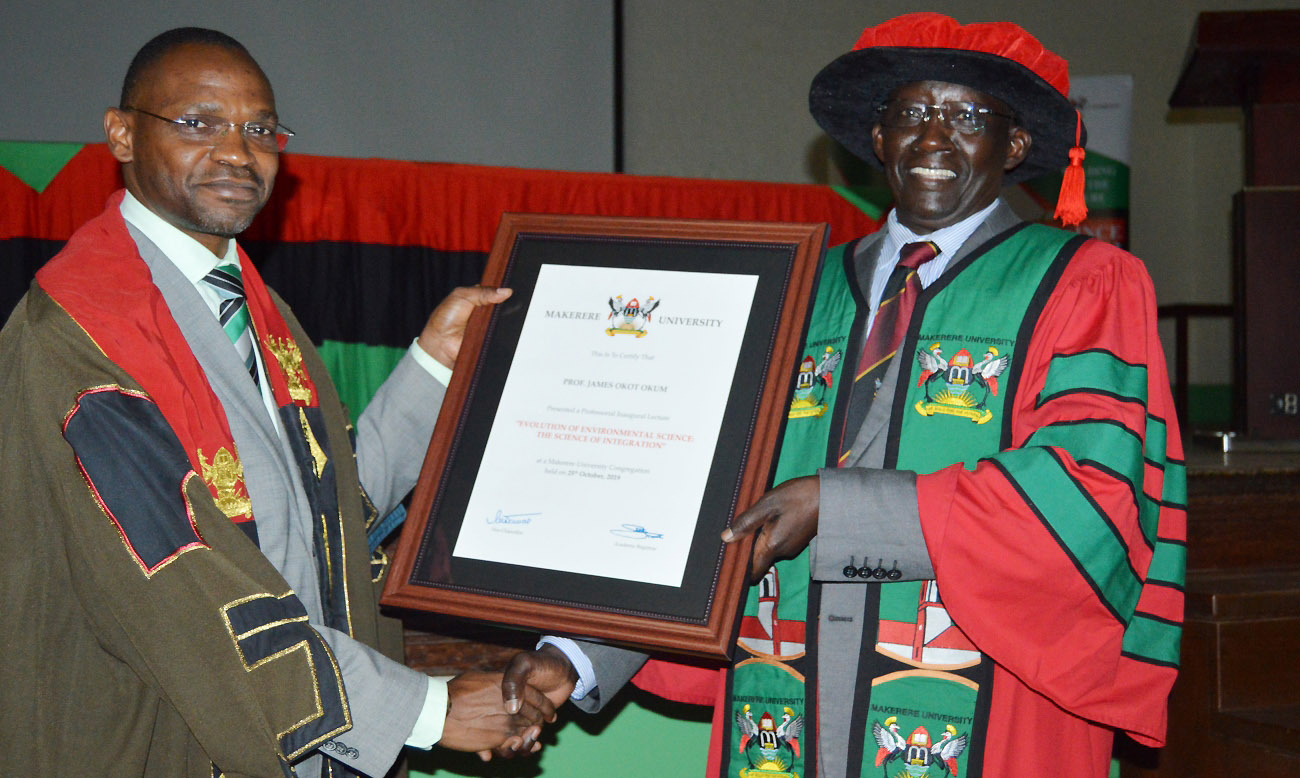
[882,198,1002,261]
[119,190,240,283]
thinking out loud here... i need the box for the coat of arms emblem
[788,347,841,419]
[873,717,968,778]
[736,704,803,777]
[914,343,1009,424]
[605,295,660,336]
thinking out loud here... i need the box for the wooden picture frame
[383,213,826,660]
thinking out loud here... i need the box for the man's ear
[871,124,885,164]
[1004,126,1032,171]
[104,108,134,164]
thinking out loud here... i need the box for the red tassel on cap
[1053,109,1088,227]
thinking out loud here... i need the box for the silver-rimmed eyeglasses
[125,107,295,152]
[876,100,1014,135]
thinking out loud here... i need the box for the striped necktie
[202,262,260,387]
[839,240,940,462]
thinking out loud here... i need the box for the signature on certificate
[610,523,664,540]
[488,510,539,525]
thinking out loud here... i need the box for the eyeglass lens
[879,101,1004,134]
[128,108,292,151]
[172,115,291,152]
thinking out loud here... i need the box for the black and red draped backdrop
[1,142,884,415]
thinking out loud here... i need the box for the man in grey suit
[0,27,557,778]
[504,13,1184,778]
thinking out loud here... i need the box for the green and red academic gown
[632,221,1186,778]
[0,194,405,777]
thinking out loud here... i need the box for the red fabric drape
[1,144,879,249]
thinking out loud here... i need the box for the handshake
[439,643,579,760]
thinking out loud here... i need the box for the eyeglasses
[876,100,1014,135]
[125,107,295,152]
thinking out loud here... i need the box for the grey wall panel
[1,1,614,171]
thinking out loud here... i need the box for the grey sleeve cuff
[812,467,933,582]
[314,624,428,777]
[566,640,649,714]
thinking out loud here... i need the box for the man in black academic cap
[508,12,1185,778]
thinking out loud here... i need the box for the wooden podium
[1169,10,1300,439]
[1119,452,1300,778]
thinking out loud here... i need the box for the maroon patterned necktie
[839,240,940,462]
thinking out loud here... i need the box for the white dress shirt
[863,199,1001,337]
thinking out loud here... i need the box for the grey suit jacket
[130,224,444,778]
[582,203,1026,778]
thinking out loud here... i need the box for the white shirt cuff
[408,338,453,387]
[537,636,596,701]
[405,675,451,750]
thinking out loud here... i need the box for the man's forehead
[889,80,998,104]
[132,43,275,112]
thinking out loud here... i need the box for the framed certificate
[383,213,826,659]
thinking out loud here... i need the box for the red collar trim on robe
[37,190,318,525]
[240,245,321,413]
